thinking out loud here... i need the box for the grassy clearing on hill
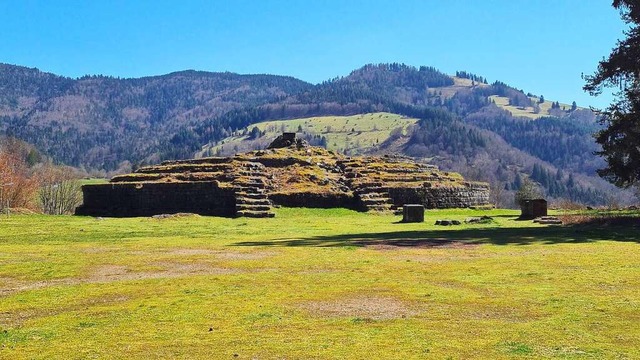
[489,96,582,120]
[1,208,639,359]
[201,113,417,156]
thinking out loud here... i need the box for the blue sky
[0,0,627,108]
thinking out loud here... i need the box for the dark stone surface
[267,133,308,149]
[520,199,547,219]
[269,192,358,209]
[402,204,424,223]
[76,182,237,217]
[435,219,461,226]
[465,216,493,224]
[388,182,490,209]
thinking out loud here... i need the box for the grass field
[1,208,639,359]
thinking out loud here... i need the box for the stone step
[361,198,393,206]
[236,192,268,199]
[237,171,266,176]
[354,181,383,188]
[355,186,387,194]
[233,181,265,188]
[233,186,265,193]
[236,198,271,205]
[365,204,393,212]
[378,175,442,182]
[236,204,272,212]
[236,210,276,218]
[234,179,267,186]
[358,192,390,199]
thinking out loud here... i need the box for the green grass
[202,112,417,156]
[79,178,109,186]
[1,208,639,359]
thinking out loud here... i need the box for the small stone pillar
[402,204,424,223]
[520,199,547,219]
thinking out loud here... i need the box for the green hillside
[199,113,418,157]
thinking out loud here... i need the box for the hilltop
[0,62,627,205]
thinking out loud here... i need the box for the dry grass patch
[299,295,419,320]
[165,248,218,256]
[1,262,239,296]
[0,293,131,327]
[166,248,277,260]
[359,239,479,250]
[558,213,640,227]
[89,262,238,282]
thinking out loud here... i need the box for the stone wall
[388,182,490,209]
[76,182,237,217]
[269,192,358,209]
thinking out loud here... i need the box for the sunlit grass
[0,208,638,359]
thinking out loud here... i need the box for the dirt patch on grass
[0,293,132,327]
[1,262,239,297]
[166,248,277,260]
[79,246,114,254]
[213,251,277,260]
[466,303,543,323]
[0,277,78,296]
[89,263,238,282]
[299,295,418,320]
[361,239,479,250]
[166,249,218,256]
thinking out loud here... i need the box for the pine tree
[584,1,640,187]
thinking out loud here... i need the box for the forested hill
[0,62,625,205]
[0,64,312,170]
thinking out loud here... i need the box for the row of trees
[455,71,487,84]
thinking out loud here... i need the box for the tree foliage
[514,177,543,207]
[584,0,640,187]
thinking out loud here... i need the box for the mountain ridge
[0,62,627,205]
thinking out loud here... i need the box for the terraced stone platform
[76,134,489,218]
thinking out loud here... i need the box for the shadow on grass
[232,224,640,248]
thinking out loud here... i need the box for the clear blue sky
[0,0,627,108]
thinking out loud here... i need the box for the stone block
[520,199,547,219]
[402,204,424,223]
[435,219,461,226]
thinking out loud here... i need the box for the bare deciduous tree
[0,148,40,211]
[489,180,508,209]
[38,165,82,215]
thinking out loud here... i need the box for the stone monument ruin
[519,199,548,220]
[76,134,490,218]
